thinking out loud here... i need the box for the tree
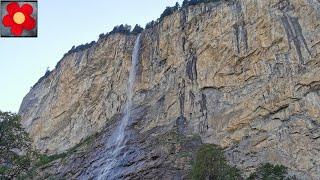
[159,4,180,22]
[190,144,241,180]
[99,33,105,39]
[65,41,96,56]
[145,20,158,29]
[131,24,144,35]
[44,67,50,77]
[182,0,190,8]
[110,24,131,35]
[248,163,289,180]
[0,111,32,179]
[174,2,181,10]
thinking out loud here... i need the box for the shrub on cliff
[146,0,222,29]
[110,24,131,35]
[248,163,291,180]
[159,2,180,22]
[190,144,241,180]
[145,20,158,29]
[65,41,96,56]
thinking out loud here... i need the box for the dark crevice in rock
[233,20,248,54]
[178,79,186,115]
[200,93,207,114]
[280,12,311,64]
[201,86,223,91]
[176,115,187,135]
[182,36,186,52]
[291,17,312,55]
[186,53,198,81]
[180,9,188,31]
[199,93,209,132]
[232,0,248,54]
[189,90,195,112]
[234,23,240,53]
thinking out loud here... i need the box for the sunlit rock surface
[19,0,320,179]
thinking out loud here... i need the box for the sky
[0,0,183,113]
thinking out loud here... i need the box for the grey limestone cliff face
[20,0,320,179]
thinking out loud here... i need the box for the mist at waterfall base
[81,35,142,179]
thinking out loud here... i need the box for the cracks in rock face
[295,80,320,97]
[278,1,312,64]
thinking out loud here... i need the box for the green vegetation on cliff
[35,132,97,167]
[182,0,222,8]
[146,0,224,29]
[190,144,241,180]
[189,144,294,180]
[248,163,292,180]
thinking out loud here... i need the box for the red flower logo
[2,2,36,36]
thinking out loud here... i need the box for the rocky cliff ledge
[19,0,320,179]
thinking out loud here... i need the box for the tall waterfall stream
[98,34,141,179]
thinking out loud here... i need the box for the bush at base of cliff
[248,163,294,180]
[190,144,242,180]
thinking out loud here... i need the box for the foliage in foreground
[0,111,34,179]
[0,110,98,179]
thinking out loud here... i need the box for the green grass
[35,132,97,167]
[36,153,67,167]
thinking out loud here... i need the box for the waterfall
[98,34,141,179]
[114,34,141,146]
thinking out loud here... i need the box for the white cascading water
[98,34,141,179]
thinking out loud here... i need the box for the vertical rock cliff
[19,0,320,179]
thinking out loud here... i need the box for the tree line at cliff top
[64,0,221,58]
[99,0,222,37]
[146,0,223,29]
